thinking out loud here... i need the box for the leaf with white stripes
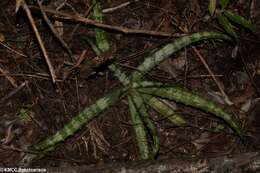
[131,32,231,81]
[142,94,186,126]
[209,0,217,16]
[93,0,110,52]
[128,95,150,159]
[34,87,126,151]
[137,86,243,139]
[109,64,186,127]
[130,91,160,158]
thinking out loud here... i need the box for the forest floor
[0,0,260,168]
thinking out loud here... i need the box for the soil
[0,0,260,169]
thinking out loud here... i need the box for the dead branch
[28,5,183,38]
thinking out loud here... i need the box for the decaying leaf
[0,32,5,42]
[15,0,24,13]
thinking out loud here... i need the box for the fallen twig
[0,65,17,88]
[28,5,183,37]
[69,3,95,41]
[192,46,234,105]
[0,81,27,104]
[16,0,57,83]
[37,0,73,58]
[102,1,134,13]
[0,42,27,57]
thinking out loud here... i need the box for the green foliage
[28,1,244,162]
[209,0,217,16]
[31,31,243,159]
[131,32,231,81]
[219,0,230,9]
[208,0,256,38]
[224,10,256,32]
[218,14,238,38]
[34,87,127,151]
[128,95,150,159]
[93,0,110,52]
[142,94,187,126]
[130,91,160,158]
[19,108,30,121]
[137,87,243,139]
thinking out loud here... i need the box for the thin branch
[68,3,95,41]
[28,5,182,37]
[0,65,17,88]
[0,81,27,104]
[21,1,57,83]
[102,1,134,13]
[0,42,27,57]
[37,0,73,58]
[238,47,260,96]
[192,46,233,105]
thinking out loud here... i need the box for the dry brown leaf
[15,0,24,13]
[54,21,64,36]
[192,132,211,151]
[0,32,5,42]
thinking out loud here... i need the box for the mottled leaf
[131,32,231,81]
[128,95,150,159]
[137,86,243,139]
[93,0,110,52]
[224,10,256,32]
[219,0,230,9]
[142,94,186,126]
[131,92,160,158]
[34,88,126,151]
[218,14,238,38]
[209,0,217,16]
[19,108,30,122]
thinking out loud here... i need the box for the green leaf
[217,14,238,38]
[209,0,217,16]
[212,122,225,132]
[137,86,244,139]
[108,64,130,85]
[110,63,160,158]
[128,95,150,159]
[131,92,160,158]
[29,0,118,156]
[224,10,256,33]
[84,37,102,55]
[219,0,230,9]
[108,64,165,89]
[142,94,186,126]
[33,87,126,151]
[31,31,234,158]
[93,0,110,52]
[131,32,231,81]
[19,108,30,121]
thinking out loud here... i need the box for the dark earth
[0,0,260,169]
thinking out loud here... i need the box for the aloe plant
[28,31,242,160]
[21,1,244,164]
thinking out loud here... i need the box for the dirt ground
[0,0,260,168]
